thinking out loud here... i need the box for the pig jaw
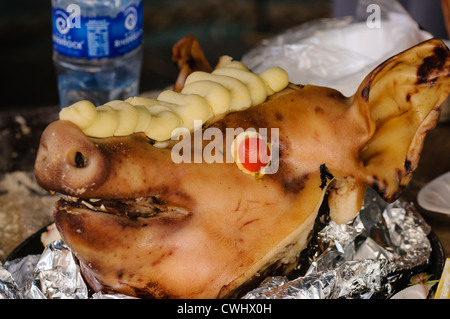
[53,192,323,299]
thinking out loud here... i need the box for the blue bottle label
[52,2,143,59]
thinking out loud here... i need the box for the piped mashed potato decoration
[59,59,289,141]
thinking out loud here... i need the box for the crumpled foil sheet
[0,241,134,299]
[0,189,432,299]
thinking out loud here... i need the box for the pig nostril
[67,150,88,168]
[75,152,88,168]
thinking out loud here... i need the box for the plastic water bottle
[51,0,143,108]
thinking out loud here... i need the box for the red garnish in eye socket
[238,137,271,173]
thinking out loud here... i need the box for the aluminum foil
[0,188,433,299]
[0,241,134,299]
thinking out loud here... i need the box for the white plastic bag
[242,0,432,97]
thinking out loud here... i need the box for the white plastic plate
[417,171,450,215]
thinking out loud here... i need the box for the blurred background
[0,0,448,111]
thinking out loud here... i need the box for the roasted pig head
[34,38,450,298]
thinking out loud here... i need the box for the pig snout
[34,120,110,196]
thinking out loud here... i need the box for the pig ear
[355,39,450,202]
[172,34,212,92]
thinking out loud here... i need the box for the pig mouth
[55,195,191,221]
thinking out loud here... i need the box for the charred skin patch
[370,175,387,199]
[133,282,175,299]
[361,86,370,102]
[275,112,283,121]
[210,103,271,134]
[416,44,448,86]
[404,159,414,173]
[282,174,310,194]
[319,164,334,190]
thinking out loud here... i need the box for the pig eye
[231,131,272,177]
